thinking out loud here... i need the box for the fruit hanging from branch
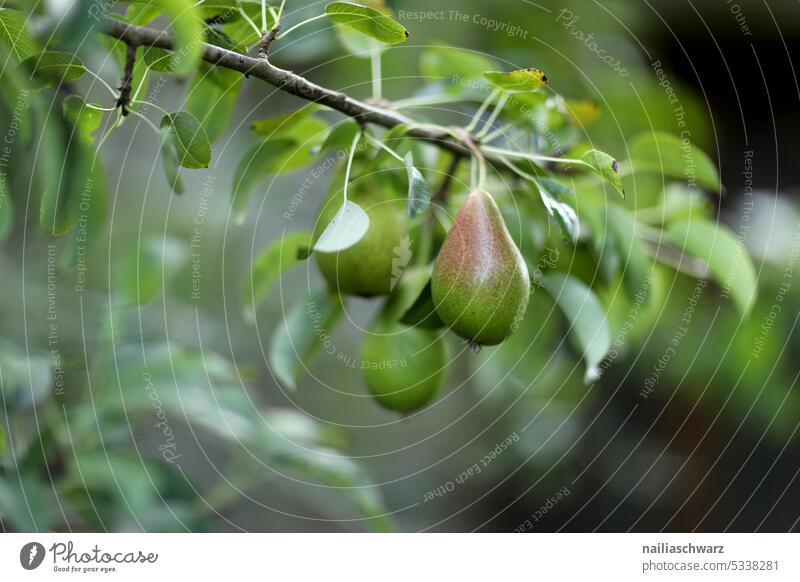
[431,188,531,347]
[360,317,449,412]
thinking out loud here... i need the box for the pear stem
[366,134,404,163]
[468,340,483,355]
[275,13,327,40]
[453,128,487,189]
[342,130,362,203]
[483,145,587,168]
[371,43,382,100]
[237,6,262,38]
[465,89,500,133]
[475,92,509,139]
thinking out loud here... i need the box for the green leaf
[250,105,320,137]
[373,124,413,165]
[0,7,38,61]
[582,149,625,198]
[328,0,393,56]
[667,218,757,316]
[484,68,548,92]
[404,152,430,217]
[0,425,4,455]
[542,273,611,383]
[222,0,276,46]
[152,0,204,75]
[0,177,12,244]
[21,51,85,88]
[252,117,329,152]
[313,200,370,253]
[231,137,314,222]
[0,42,32,144]
[62,96,103,144]
[115,237,187,306]
[564,99,600,126]
[39,120,96,236]
[269,290,344,390]
[185,64,241,142]
[630,132,720,193]
[244,231,315,316]
[142,46,173,72]
[420,45,494,81]
[159,111,212,169]
[536,178,578,242]
[60,153,108,268]
[317,121,360,154]
[606,204,651,302]
[399,279,446,330]
[325,2,409,44]
[159,125,185,194]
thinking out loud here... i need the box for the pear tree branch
[100,18,507,166]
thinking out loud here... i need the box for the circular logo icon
[20,542,46,570]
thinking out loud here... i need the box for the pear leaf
[317,121,360,154]
[21,51,85,88]
[564,99,600,126]
[250,105,320,137]
[154,0,204,75]
[142,46,173,71]
[269,290,343,390]
[0,8,38,61]
[420,45,494,81]
[630,132,720,193]
[0,178,12,244]
[313,200,370,253]
[159,124,185,194]
[325,2,409,44]
[404,152,431,217]
[667,218,757,316]
[244,231,315,317]
[582,149,625,198]
[484,68,548,91]
[399,280,446,330]
[536,178,579,242]
[606,204,652,302]
[159,111,211,169]
[62,96,103,144]
[232,137,311,222]
[542,273,611,384]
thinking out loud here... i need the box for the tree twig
[257,25,280,59]
[115,42,137,116]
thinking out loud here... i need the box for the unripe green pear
[432,188,530,346]
[360,318,449,412]
[315,170,406,297]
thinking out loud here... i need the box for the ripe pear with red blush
[432,188,530,346]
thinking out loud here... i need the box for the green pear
[432,188,530,346]
[315,169,406,297]
[360,318,449,412]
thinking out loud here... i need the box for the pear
[361,318,449,412]
[315,170,406,297]
[432,188,530,346]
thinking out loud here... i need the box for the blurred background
[1,0,799,532]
